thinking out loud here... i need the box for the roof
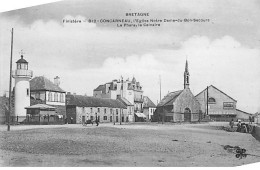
[196,85,237,102]
[30,76,65,92]
[66,95,127,109]
[93,84,106,93]
[118,97,133,106]
[25,104,56,110]
[143,96,156,108]
[16,55,28,63]
[236,109,252,115]
[157,90,183,107]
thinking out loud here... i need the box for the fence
[2,115,65,125]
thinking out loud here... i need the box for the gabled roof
[66,95,127,109]
[196,85,237,102]
[157,90,183,107]
[30,76,65,92]
[118,97,133,106]
[143,96,156,108]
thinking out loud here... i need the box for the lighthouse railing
[12,70,33,77]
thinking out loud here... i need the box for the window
[116,109,118,115]
[54,92,58,102]
[90,108,93,113]
[103,116,107,120]
[104,108,106,114]
[60,93,64,102]
[26,88,29,96]
[110,108,112,114]
[98,108,100,113]
[110,116,112,122]
[208,97,216,103]
[48,92,52,101]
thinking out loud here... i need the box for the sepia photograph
[0,0,260,167]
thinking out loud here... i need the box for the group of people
[229,117,254,133]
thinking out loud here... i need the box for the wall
[174,88,201,122]
[14,77,31,118]
[196,86,237,116]
[75,106,127,124]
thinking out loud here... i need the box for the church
[154,60,202,122]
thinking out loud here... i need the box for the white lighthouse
[12,54,33,120]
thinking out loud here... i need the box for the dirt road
[0,122,260,166]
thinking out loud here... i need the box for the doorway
[184,108,191,122]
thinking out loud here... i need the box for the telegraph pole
[206,86,209,116]
[8,28,14,131]
[159,75,161,101]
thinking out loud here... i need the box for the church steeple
[184,60,190,89]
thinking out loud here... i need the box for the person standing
[95,113,99,126]
[229,119,234,129]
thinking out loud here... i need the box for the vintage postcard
[0,0,260,167]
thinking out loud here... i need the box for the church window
[208,97,216,104]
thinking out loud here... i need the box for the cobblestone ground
[0,122,260,167]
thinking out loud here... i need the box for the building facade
[93,77,145,121]
[154,60,201,123]
[143,96,156,121]
[66,94,127,124]
[196,85,252,122]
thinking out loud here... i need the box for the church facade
[154,60,201,122]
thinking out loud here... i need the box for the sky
[0,0,260,113]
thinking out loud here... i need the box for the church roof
[143,96,156,108]
[66,94,127,109]
[16,55,28,63]
[157,90,183,107]
[195,85,237,102]
[30,76,65,92]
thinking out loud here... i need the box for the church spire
[184,59,190,89]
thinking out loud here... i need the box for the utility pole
[120,109,122,125]
[159,75,161,101]
[206,86,209,116]
[8,28,14,131]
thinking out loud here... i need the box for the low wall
[252,125,260,141]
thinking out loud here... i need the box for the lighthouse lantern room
[12,54,33,121]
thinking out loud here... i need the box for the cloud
[1,11,260,113]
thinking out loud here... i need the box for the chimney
[54,76,60,86]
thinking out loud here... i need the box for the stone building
[196,85,252,122]
[154,60,201,122]
[93,77,145,122]
[66,94,127,124]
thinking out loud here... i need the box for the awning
[25,104,56,110]
[135,112,146,118]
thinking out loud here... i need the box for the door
[184,108,191,122]
[82,116,85,124]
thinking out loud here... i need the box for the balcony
[12,69,33,78]
[134,98,144,103]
